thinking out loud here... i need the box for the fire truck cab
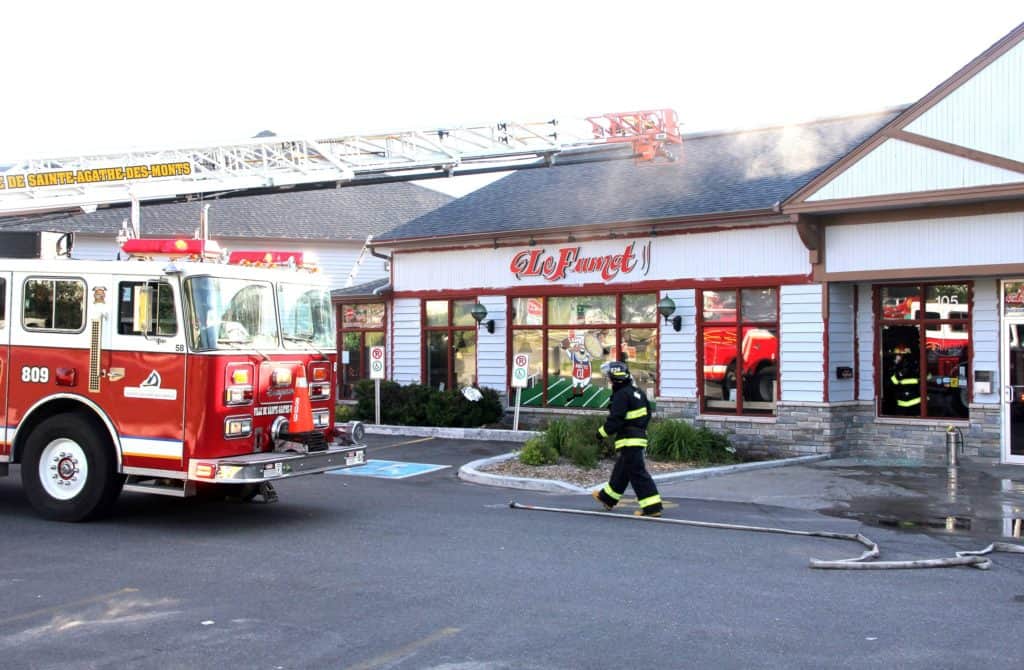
[0,231,365,521]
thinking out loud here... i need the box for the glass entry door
[1002,280,1024,463]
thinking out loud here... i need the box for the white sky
[1,1,1021,195]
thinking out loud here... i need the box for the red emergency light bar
[121,238,223,259]
[227,250,307,267]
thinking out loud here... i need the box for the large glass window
[337,302,385,399]
[117,281,177,337]
[511,293,658,409]
[877,283,970,419]
[278,284,334,349]
[184,277,277,350]
[423,299,477,391]
[698,288,779,416]
[23,278,85,332]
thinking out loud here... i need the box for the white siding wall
[906,40,1024,163]
[826,212,1024,274]
[780,284,824,402]
[477,295,508,394]
[856,284,876,402]
[972,279,1000,406]
[70,234,387,290]
[827,284,856,402]
[808,139,1023,201]
[658,289,696,399]
[392,298,421,385]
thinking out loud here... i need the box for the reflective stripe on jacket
[600,383,650,449]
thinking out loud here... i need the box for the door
[1001,280,1024,464]
[0,273,9,461]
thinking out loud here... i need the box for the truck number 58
[21,366,50,383]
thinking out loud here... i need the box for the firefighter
[889,343,920,415]
[592,361,663,517]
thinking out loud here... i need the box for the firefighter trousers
[596,447,663,513]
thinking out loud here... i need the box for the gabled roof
[374,109,903,244]
[785,21,1024,212]
[2,182,453,241]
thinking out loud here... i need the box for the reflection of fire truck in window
[702,292,778,402]
[883,297,969,384]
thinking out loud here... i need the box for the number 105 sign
[511,353,530,388]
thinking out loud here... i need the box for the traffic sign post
[369,346,385,424]
[511,353,529,432]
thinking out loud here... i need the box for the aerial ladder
[0,110,681,219]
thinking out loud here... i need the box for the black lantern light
[471,302,495,334]
[657,295,682,332]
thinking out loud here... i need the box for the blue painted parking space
[327,459,450,479]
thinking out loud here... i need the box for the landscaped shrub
[563,431,601,467]
[353,382,503,428]
[647,419,735,464]
[335,404,357,423]
[519,436,558,465]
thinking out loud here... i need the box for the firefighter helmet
[600,360,631,382]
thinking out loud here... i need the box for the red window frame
[422,298,479,391]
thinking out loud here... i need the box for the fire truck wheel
[754,366,778,402]
[21,414,124,522]
[721,364,737,400]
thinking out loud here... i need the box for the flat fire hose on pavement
[508,502,1024,570]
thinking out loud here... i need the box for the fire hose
[508,501,1024,570]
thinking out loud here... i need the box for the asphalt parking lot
[1,434,1022,670]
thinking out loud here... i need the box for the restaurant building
[341,22,1024,464]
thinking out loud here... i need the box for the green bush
[564,431,600,467]
[519,436,558,465]
[335,404,357,423]
[647,419,735,464]
[353,381,503,428]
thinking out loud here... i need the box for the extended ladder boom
[0,110,681,218]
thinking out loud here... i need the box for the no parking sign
[369,345,385,380]
[511,353,530,388]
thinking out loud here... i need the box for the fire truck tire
[754,366,778,402]
[21,414,124,522]
[721,364,737,400]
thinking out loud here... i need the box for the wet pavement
[656,456,1024,542]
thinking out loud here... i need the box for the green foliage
[335,404,357,423]
[519,436,558,465]
[647,419,735,464]
[353,381,503,428]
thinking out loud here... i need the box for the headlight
[224,415,253,438]
[312,409,330,429]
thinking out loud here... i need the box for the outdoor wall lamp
[657,295,682,332]
[471,302,495,334]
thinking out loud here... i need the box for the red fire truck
[0,111,683,520]
[0,231,368,520]
[701,292,779,403]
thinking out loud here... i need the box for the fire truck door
[108,278,187,466]
[0,272,10,461]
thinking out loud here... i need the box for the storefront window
[337,301,386,399]
[511,293,658,409]
[877,283,970,419]
[423,299,477,391]
[699,288,779,416]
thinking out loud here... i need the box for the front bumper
[188,443,366,484]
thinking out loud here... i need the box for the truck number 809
[21,366,50,383]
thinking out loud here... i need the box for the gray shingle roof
[2,182,452,241]
[375,109,904,243]
[330,278,390,299]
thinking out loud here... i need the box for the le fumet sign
[509,240,652,282]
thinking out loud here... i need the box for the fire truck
[0,111,682,521]
[701,291,779,403]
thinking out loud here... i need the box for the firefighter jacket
[890,358,921,409]
[598,383,651,449]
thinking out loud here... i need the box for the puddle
[818,464,1024,540]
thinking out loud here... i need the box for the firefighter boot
[592,489,613,511]
[634,507,662,518]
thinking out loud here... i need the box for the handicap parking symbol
[327,459,450,479]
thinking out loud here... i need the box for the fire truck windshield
[277,283,335,350]
[184,276,279,351]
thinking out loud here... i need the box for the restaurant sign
[510,240,652,282]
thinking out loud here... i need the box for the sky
[1,1,1021,196]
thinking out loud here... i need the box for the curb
[364,424,541,443]
[458,452,832,494]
